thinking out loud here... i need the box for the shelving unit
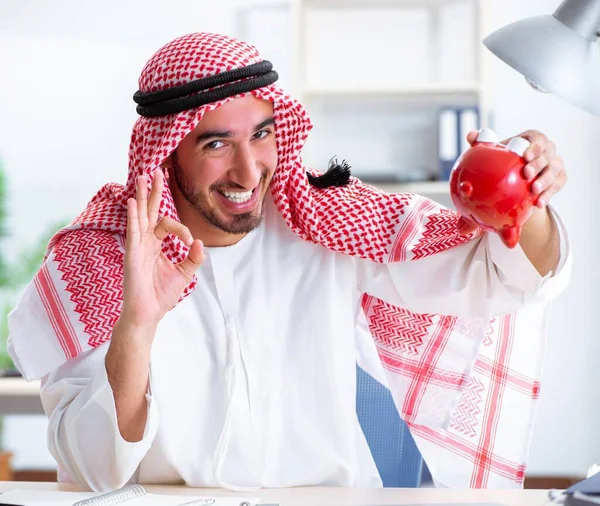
[289,0,492,203]
[236,0,493,203]
[302,82,485,98]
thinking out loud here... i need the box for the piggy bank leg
[499,226,521,249]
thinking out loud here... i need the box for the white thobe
[25,195,570,492]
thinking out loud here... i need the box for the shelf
[302,82,483,98]
[0,377,40,396]
[366,180,450,195]
[303,0,471,9]
[292,0,487,207]
[0,377,43,415]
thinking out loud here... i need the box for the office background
[0,0,597,484]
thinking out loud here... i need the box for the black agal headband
[133,60,278,118]
[132,59,351,188]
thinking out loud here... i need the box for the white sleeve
[39,341,159,492]
[356,206,571,318]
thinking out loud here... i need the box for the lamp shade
[483,13,600,115]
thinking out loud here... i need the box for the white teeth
[221,190,253,203]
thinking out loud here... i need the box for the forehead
[194,95,274,131]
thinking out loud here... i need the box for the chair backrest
[356,366,423,488]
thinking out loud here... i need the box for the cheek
[261,142,279,174]
[186,157,230,189]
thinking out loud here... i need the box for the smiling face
[165,95,278,246]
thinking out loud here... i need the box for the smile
[219,189,254,204]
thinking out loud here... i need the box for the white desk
[0,481,552,505]
[0,378,43,415]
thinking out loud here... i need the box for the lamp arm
[553,0,600,40]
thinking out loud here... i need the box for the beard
[173,161,268,236]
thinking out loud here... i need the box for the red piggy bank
[449,128,537,248]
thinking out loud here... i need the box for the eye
[204,140,225,150]
[253,129,271,140]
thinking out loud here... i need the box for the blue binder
[437,106,479,180]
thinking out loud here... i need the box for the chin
[215,201,265,235]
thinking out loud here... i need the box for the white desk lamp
[483,0,600,115]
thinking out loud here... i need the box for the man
[8,32,570,492]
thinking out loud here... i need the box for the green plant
[0,164,9,286]
[0,162,12,372]
[0,160,68,372]
[0,159,69,455]
[0,222,68,372]
[0,302,13,370]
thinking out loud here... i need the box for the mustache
[210,170,268,192]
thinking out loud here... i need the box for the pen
[178,499,215,506]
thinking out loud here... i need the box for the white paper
[0,489,259,506]
[588,463,600,478]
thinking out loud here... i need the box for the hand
[120,169,205,329]
[467,129,568,209]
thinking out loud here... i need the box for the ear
[161,153,174,171]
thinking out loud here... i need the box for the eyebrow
[195,117,275,143]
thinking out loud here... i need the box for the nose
[229,142,262,189]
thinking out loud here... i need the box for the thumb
[177,239,205,279]
[466,130,478,147]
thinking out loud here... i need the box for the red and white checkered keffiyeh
[16,33,553,488]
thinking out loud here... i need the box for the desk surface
[0,482,552,506]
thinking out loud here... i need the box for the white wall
[485,0,600,477]
[0,0,598,477]
[0,0,253,260]
[0,0,279,471]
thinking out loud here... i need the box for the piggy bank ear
[505,137,531,157]
[475,128,500,144]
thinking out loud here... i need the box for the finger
[501,130,538,145]
[137,175,149,233]
[544,140,556,162]
[520,131,548,162]
[466,130,478,146]
[125,198,139,249]
[154,216,193,245]
[147,170,164,228]
[524,141,555,179]
[177,239,205,279]
[531,160,561,194]
[524,154,549,180]
[535,184,558,209]
[538,162,567,207]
